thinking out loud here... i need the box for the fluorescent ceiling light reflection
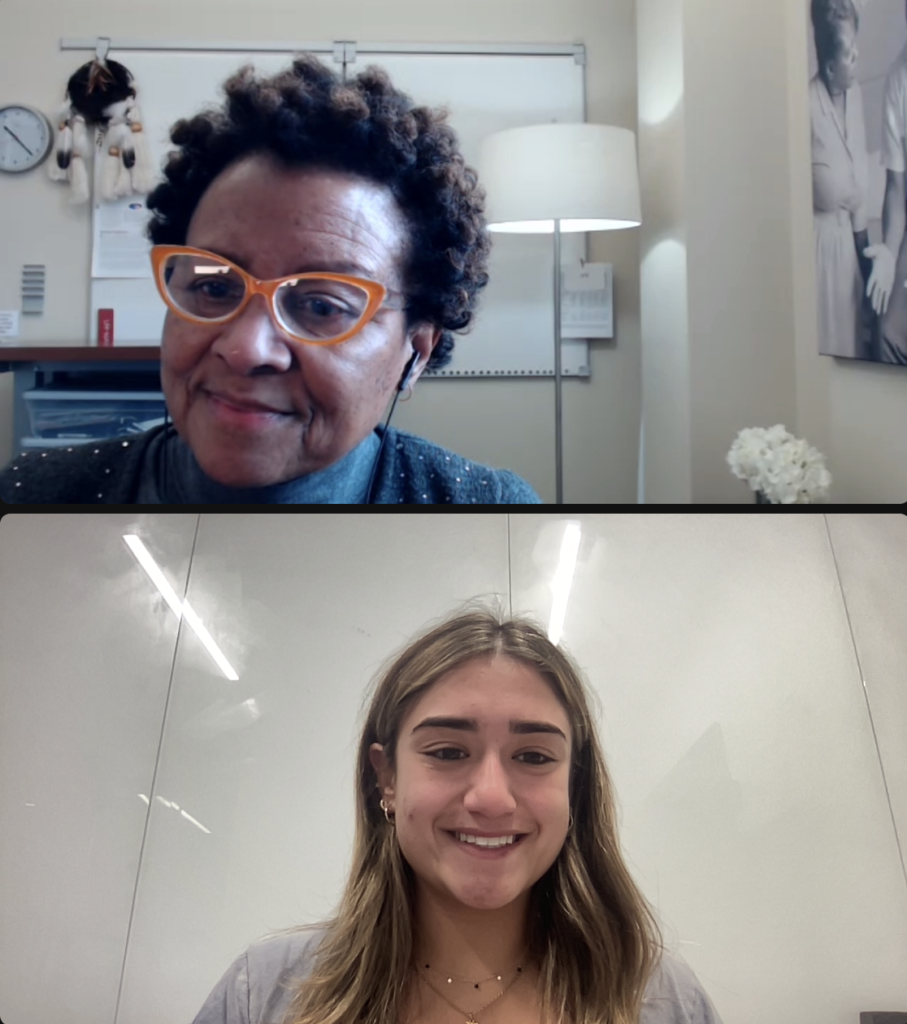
[138,793,211,833]
[548,521,582,646]
[123,534,239,680]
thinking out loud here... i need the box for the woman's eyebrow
[411,716,567,741]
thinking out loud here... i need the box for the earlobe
[398,351,421,393]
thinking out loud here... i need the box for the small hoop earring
[380,798,395,823]
[399,385,414,403]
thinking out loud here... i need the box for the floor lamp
[478,124,642,504]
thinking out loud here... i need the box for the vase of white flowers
[727,425,832,504]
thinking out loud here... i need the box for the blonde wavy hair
[267,602,666,1024]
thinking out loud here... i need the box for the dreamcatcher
[48,39,156,204]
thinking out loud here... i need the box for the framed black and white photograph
[809,0,907,365]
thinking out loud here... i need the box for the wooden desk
[0,346,161,369]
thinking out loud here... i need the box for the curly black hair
[145,53,492,371]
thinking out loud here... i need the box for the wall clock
[0,105,55,173]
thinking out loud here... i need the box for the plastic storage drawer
[23,389,167,441]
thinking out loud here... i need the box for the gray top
[190,929,725,1024]
[0,424,542,505]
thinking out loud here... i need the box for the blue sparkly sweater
[0,424,543,505]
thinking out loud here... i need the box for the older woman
[0,56,542,504]
[809,0,883,359]
[189,608,725,1024]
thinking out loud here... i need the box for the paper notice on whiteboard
[559,262,613,339]
[91,197,153,278]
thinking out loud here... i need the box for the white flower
[726,425,832,504]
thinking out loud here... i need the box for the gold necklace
[416,958,526,1024]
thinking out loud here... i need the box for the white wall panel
[0,514,198,1024]
[510,514,907,1024]
[112,514,510,1024]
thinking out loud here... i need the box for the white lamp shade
[477,123,641,233]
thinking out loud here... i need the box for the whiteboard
[88,47,591,376]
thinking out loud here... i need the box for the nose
[209,292,295,374]
[462,750,518,819]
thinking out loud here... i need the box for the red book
[98,309,114,347]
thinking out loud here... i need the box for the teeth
[456,833,516,848]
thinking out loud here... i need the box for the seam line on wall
[823,515,907,895]
[112,513,203,1024]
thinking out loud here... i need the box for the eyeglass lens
[161,252,371,342]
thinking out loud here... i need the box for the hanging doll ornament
[48,55,156,203]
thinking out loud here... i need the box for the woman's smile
[444,829,529,859]
[204,389,296,431]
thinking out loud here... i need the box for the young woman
[191,609,725,1024]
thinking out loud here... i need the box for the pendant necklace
[416,955,526,1023]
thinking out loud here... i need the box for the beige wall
[0,0,641,505]
[638,0,797,505]
[636,0,692,504]
[638,0,905,505]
